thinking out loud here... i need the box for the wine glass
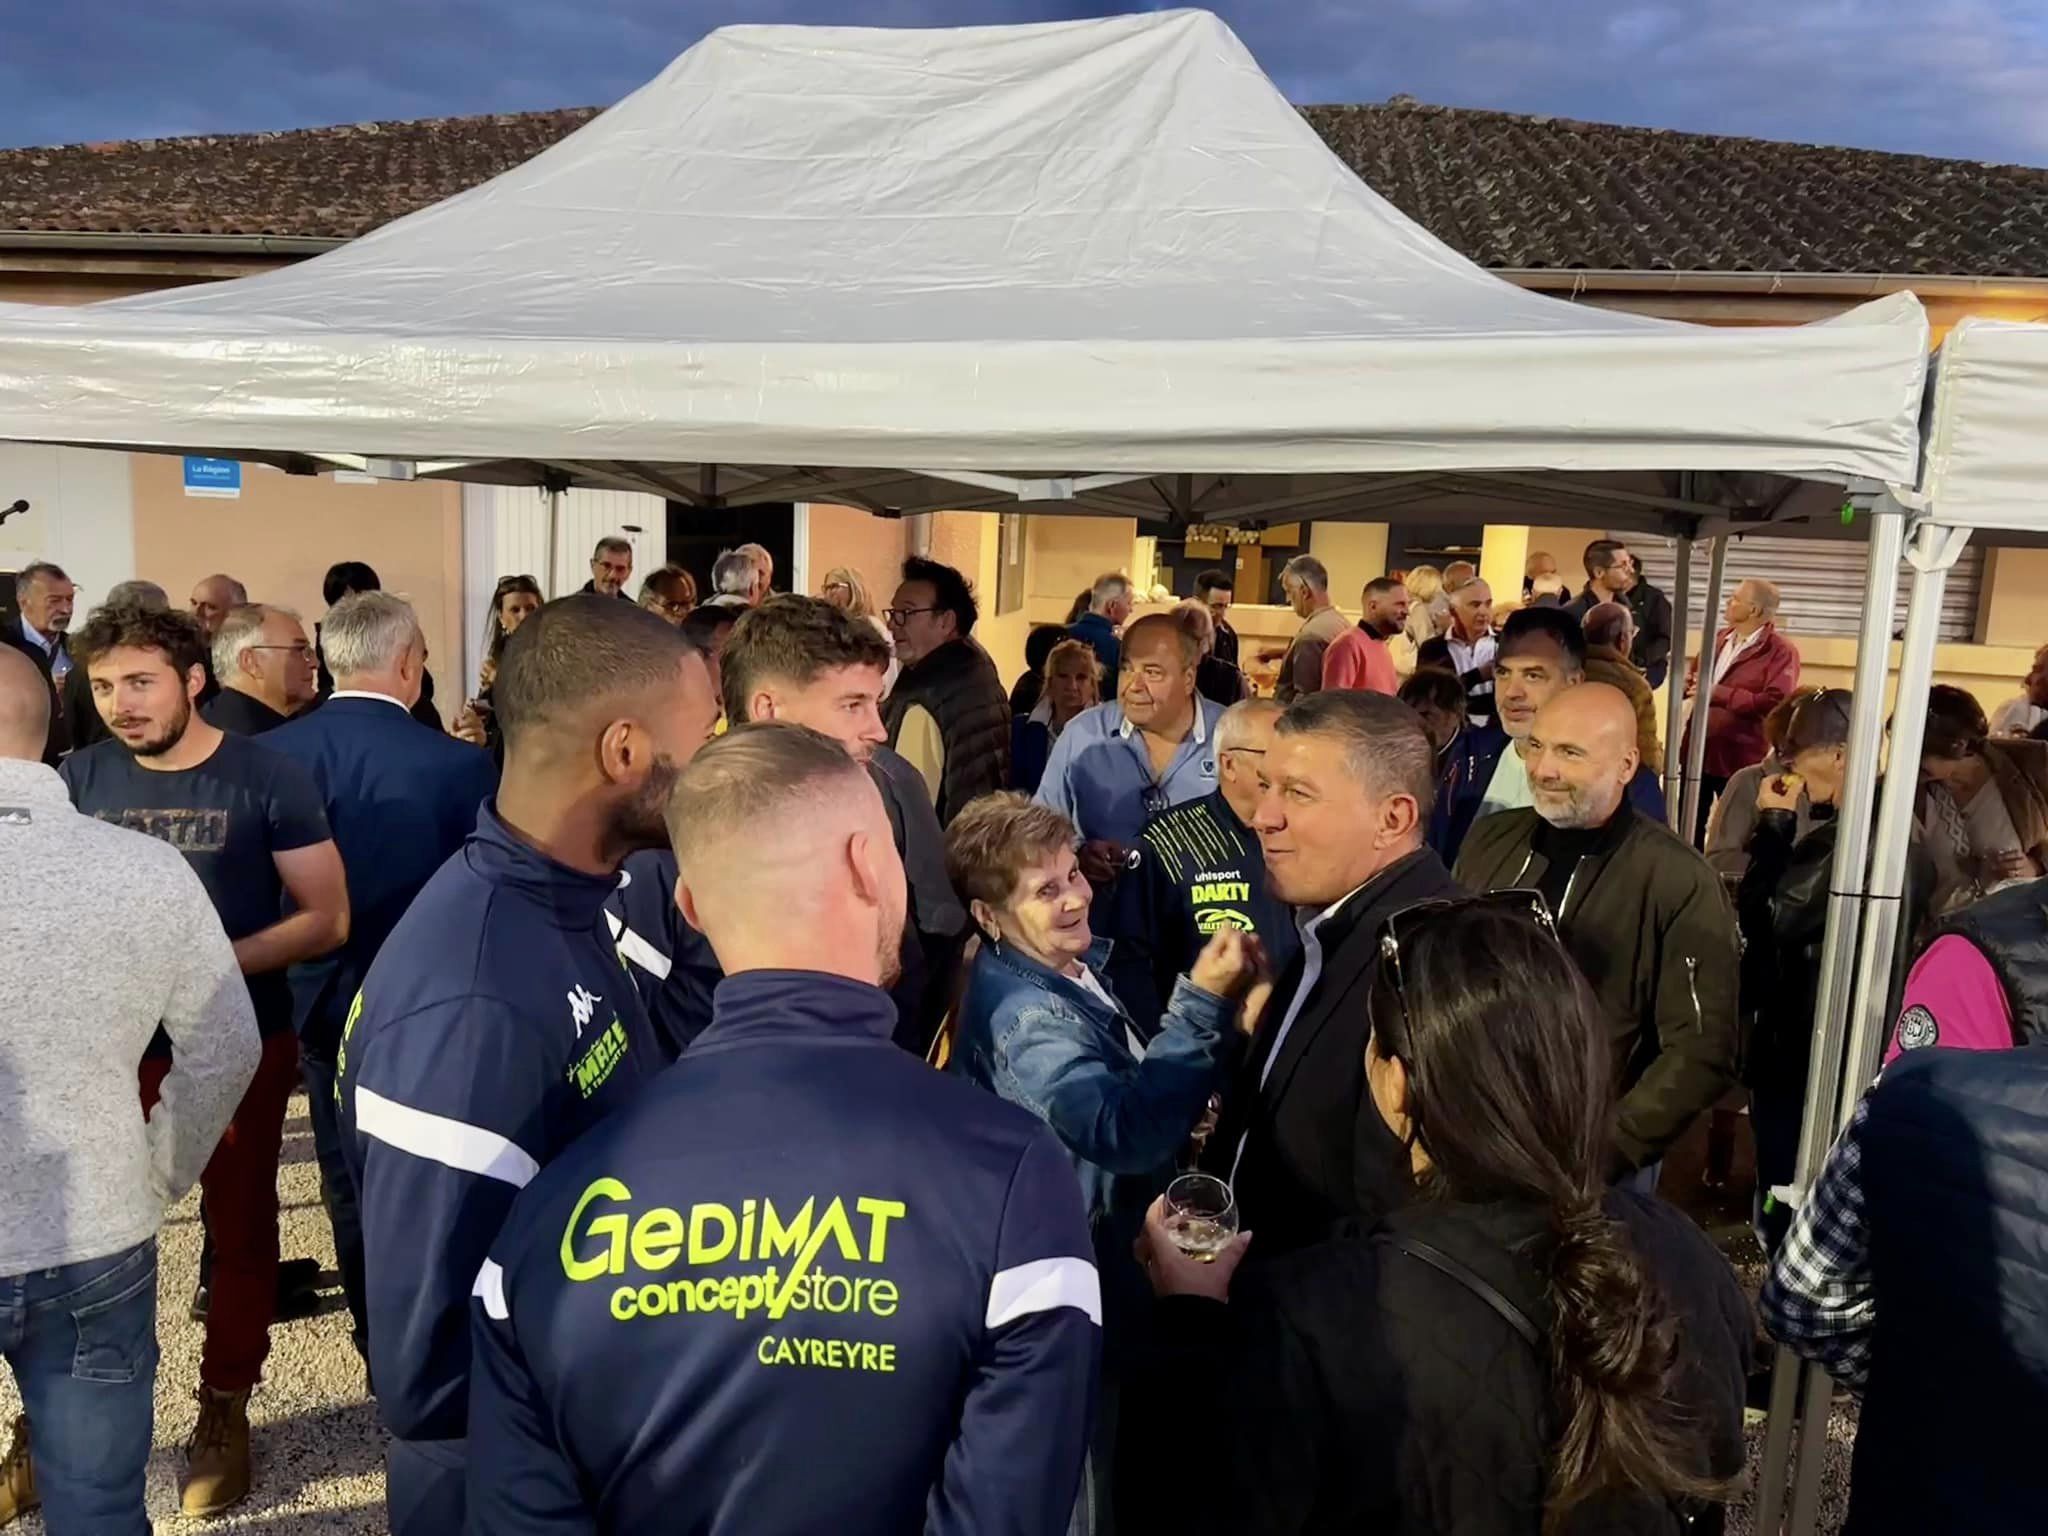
[1163,1173,1239,1263]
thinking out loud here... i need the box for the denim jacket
[951,936,1242,1232]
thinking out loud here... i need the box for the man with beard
[1454,683,1738,1184]
[467,724,1099,1536]
[336,595,719,1536]
[1319,576,1410,694]
[61,602,348,1515]
[607,595,967,1057]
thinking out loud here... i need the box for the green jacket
[1454,806,1739,1170]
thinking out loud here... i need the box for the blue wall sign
[183,457,242,498]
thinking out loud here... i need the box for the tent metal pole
[1753,499,1907,1535]
[1678,536,1729,841]
[1661,535,1694,828]
[1833,519,1971,1114]
[545,486,563,598]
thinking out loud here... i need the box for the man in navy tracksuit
[337,597,722,1535]
[606,595,969,1058]
[470,724,1100,1534]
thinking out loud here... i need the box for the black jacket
[1121,1192,1751,1536]
[0,616,67,763]
[882,638,1011,825]
[202,687,290,736]
[1565,581,1673,689]
[1207,848,1459,1255]
[1737,807,1932,1093]
[1931,875,2048,1043]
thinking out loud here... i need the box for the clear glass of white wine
[1163,1173,1238,1263]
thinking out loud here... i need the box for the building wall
[0,443,134,610]
[804,502,907,607]
[130,453,465,700]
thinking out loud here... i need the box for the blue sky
[6,1,2048,164]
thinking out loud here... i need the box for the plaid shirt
[1759,1097,1876,1391]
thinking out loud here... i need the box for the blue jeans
[0,1240,158,1536]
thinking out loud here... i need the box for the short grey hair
[1216,697,1282,754]
[106,579,168,611]
[592,536,633,560]
[213,603,300,680]
[321,591,422,679]
[14,562,68,602]
[1745,577,1782,618]
[734,542,773,577]
[711,550,758,597]
[1280,555,1328,594]
[1276,690,1435,816]
[1090,573,1132,612]
[1171,598,1216,656]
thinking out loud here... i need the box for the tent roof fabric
[0,10,1929,516]
[1923,317,2048,533]
[8,99,2048,283]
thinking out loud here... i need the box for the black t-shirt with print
[62,732,331,1042]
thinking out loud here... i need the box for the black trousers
[300,1052,370,1362]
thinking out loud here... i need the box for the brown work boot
[181,1386,252,1517]
[0,1415,36,1526]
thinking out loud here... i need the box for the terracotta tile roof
[3,97,2045,277]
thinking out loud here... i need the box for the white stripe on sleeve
[985,1256,1102,1330]
[605,910,673,980]
[354,1085,540,1188]
[473,1259,510,1321]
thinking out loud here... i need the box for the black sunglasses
[1377,890,1559,1019]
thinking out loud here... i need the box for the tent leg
[1677,536,1729,840]
[1835,520,1970,1110]
[1752,499,1907,1536]
[545,486,563,598]
[1661,535,1694,828]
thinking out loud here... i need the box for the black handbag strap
[1382,1233,1542,1349]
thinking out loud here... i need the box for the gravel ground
[2,1096,385,1535]
[2,1096,1856,1534]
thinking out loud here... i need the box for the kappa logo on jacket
[568,985,603,1037]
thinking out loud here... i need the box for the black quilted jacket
[1119,1194,1752,1536]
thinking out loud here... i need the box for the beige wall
[804,501,907,610]
[1307,521,1389,602]
[131,454,465,693]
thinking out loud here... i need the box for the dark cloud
[3,0,2044,165]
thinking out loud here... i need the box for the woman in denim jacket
[946,791,1266,1532]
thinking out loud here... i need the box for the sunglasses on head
[1377,889,1559,1019]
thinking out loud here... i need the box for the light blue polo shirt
[1033,697,1223,848]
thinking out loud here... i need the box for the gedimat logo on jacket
[559,1177,907,1372]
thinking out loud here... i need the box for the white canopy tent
[0,8,1929,538]
[1754,316,2048,1536]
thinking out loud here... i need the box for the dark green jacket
[1454,806,1739,1170]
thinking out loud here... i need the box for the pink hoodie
[1884,934,2017,1063]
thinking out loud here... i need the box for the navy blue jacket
[604,847,724,1059]
[468,971,1100,1536]
[266,694,497,1059]
[1067,611,1120,676]
[338,804,658,1446]
[1849,1044,2048,1535]
[1435,723,1669,866]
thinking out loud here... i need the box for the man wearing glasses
[1115,698,1297,1024]
[203,603,320,736]
[881,556,1011,825]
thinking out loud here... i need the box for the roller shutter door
[1620,533,1982,643]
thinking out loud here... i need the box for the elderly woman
[636,564,696,624]
[1012,639,1104,796]
[1402,564,1448,658]
[1917,685,2048,914]
[947,791,1264,1532]
[1703,686,1823,880]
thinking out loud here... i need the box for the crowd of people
[1,527,2046,1536]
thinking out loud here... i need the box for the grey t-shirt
[0,759,259,1274]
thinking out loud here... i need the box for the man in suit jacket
[1,561,75,763]
[1209,690,1459,1256]
[265,591,497,1366]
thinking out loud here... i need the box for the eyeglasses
[884,606,938,624]
[248,643,316,660]
[1377,889,1559,1021]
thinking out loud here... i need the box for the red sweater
[1321,625,1398,694]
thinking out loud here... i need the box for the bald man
[1455,683,1739,1182]
[465,724,1098,1535]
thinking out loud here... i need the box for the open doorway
[665,503,797,601]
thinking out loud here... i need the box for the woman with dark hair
[1009,622,1070,717]
[1121,897,1749,1536]
[454,575,542,753]
[636,565,696,624]
[1703,685,1824,880]
[1916,683,2048,914]
[1737,690,1931,1252]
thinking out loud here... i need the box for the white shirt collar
[16,617,55,654]
[329,689,412,712]
[1116,700,1210,745]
